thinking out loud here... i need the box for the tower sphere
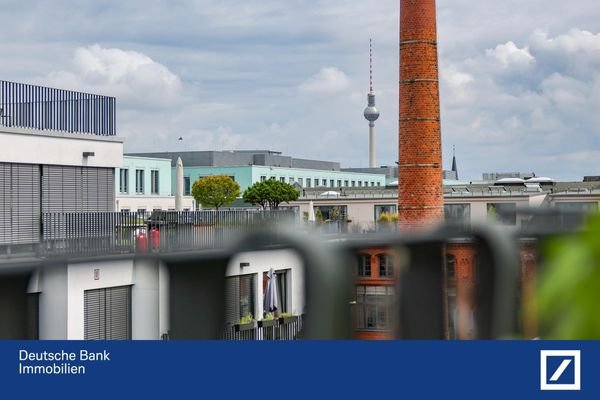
[364,94,380,122]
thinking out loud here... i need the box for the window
[377,182,381,187]
[315,205,348,221]
[263,269,290,314]
[322,179,327,186]
[298,178,303,187]
[356,254,371,277]
[137,208,146,215]
[446,255,456,281]
[337,180,342,187]
[355,285,395,330]
[184,177,191,195]
[289,177,294,184]
[119,169,128,194]
[487,203,517,225]
[306,178,312,188]
[225,274,256,325]
[84,286,131,340]
[378,254,393,277]
[151,170,159,195]
[229,176,236,182]
[375,205,397,221]
[364,181,368,187]
[446,254,457,340]
[344,180,349,187]
[554,202,599,229]
[351,181,356,187]
[370,182,375,187]
[121,209,130,213]
[358,181,362,187]
[330,179,335,187]
[135,169,144,194]
[444,204,471,228]
[280,177,285,183]
[260,176,267,182]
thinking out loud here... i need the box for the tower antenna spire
[369,38,373,94]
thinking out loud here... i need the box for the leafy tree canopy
[191,175,240,210]
[242,179,299,209]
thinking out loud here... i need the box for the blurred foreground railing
[0,210,598,340]
[222,315,305,341]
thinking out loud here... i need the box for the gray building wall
[127,150,340,171]
[342,166,398,180]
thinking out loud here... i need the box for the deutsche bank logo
[540,350,581,391]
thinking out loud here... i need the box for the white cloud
[486,41,535,68]
[299,67,350,94]
[44,45,182,109]
[532,28,600,53]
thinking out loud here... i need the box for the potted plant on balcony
[257,313,278,328]
[278,312,299,325]
[377,212,399,232]
[234,313,256,332]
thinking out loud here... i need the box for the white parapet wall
[0,126,123,168]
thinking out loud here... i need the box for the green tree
[242,179,299,209]
[191,175,240,210]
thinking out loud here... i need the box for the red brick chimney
[398,0,444,228]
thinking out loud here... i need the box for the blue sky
[1,0,600,181]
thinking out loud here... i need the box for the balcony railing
[37,209,296,257]
[222,315,305,341]
[0,80,116,136]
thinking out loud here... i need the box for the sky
[1,0,600,181]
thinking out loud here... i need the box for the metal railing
[222,315,305,341]
[0,80,116,136]
[39,209,296,257]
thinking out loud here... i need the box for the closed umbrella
[263,268,279,317]
[308,200,316,222]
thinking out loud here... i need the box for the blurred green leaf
[538,213,600,339]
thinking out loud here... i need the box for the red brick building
[353,248,396,340]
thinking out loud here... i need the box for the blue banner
[0,341,597,399]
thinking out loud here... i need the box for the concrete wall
[37,264,68,340]
[250,166,386,191]
[227,249,305,318]
[118,156,172,196]
[293,195,540,231]
[116,195,195,212]
[65,259,165,340]
[0,126,123,168]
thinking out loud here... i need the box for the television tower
[364,38,380,168]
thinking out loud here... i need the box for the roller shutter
[0,162,40,245]
[84,285,131,340]
[224,274,255,325]
[42,165,114,213]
